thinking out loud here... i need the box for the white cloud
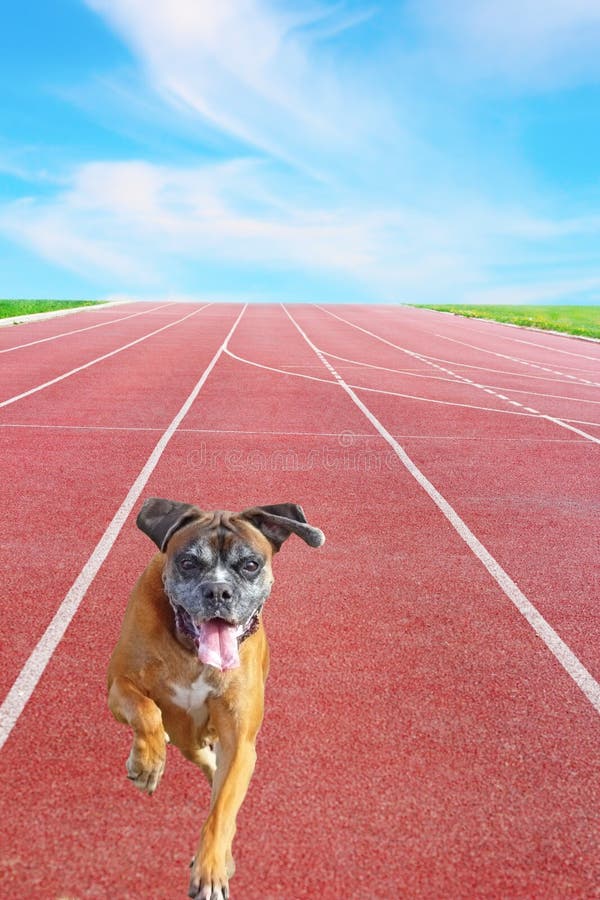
[4,155,600,304]
[85,0,382,170]
[4,155,600,302]
[4,1,600,303]
[0,158,491,299]
[2,199,151,284]
[0,160,379,285]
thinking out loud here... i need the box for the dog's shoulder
[121,553,169,627]
[108,554,177,685]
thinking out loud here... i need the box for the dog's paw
[125,740,166,795]
[189,884,229,900]
[188,859,229,900]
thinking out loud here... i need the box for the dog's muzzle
[171,602,262,672]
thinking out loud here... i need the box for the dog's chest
[169,671,213,725]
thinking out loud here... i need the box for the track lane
[0,306,240,430]
[0,302,172,354]
[432,333,599,388]
[0,302,141,345]
[317,348,600,420]
[499,332,600,362]
[0,304,214,407]
[325,304,600,384]
[0,301,161,350]
[0,304,598,899]
[313,304,600,429]
[0,305,241,702]
[290,304,600,682]
[373,305,600,378]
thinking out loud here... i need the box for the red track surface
[1,302,599,899]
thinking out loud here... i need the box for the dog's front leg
[189,700,260,900]
[108,676,167,796]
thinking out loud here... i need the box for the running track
[0,302,598,899]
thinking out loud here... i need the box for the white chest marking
[170,672,213,725]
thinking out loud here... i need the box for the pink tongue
[197,620,240,671]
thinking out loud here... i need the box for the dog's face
[162,513,275,627]
[137,498,325,630]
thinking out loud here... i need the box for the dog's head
[137,497,325,631]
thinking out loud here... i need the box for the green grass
[0,299,104,319]
[413,304,600,339]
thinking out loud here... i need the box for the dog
[107,497,325,899]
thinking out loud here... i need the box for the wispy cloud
[2,195,150,284]
[84,0,383,172]
[5,155,599,303]
[0,159,385,290]
[0,154,495,300]
[2,0,600,303]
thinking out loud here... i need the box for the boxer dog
[108,498,325,899]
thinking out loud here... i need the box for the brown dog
[108,498,325,899]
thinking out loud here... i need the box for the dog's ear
[240,503,325,551]
[137,497,203,552]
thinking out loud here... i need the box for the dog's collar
[171,604,262,653]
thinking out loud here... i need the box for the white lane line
[501,334,600,362]
[228,343,600,432]
[0,421,591,443]
[415,353,600,444]
[435,334,600,387]
[477,385,600,405]
[0,305,211,409]
[0,302,172,354]
[225,346,334,386]
[0,422,374,438]
[225,346,540,419]
[407,355,594,387]
[529,414,599,442]
[356,385,530,417]
[567,418,600,428]
[0,423,164,432]
[320,349,597,393]
[0,305,247,751]
[314,306,600,445]
[282,304,600,716]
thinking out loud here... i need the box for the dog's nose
[201,581,233,604]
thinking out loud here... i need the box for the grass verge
[0,300,104,320]
[413,304,600,339]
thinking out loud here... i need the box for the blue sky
[1,0,600,304]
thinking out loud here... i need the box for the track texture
[0,302,598,899]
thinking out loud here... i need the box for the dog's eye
[242,559,259,573]
[178,556,198,572]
